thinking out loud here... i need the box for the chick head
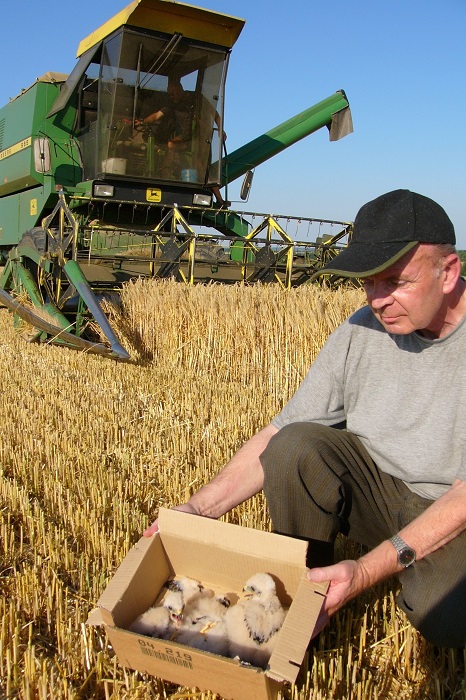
[242,572,277,600]
[163,590,185,625]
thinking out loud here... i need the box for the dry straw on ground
[0,279,464,699]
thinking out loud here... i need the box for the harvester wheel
[18,227,47,255]
[1,193,130,358]
[16,226,73,315]
[10,227,67,340]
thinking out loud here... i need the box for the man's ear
[442,253,461,293]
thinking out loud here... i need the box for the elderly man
[144,190,466,648]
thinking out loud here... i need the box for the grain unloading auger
[0,0,353,359]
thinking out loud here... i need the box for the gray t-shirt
[272,305,466,500]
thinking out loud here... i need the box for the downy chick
[168,575,214,605]
[175,594,231,656]
[129,588,185,639]
[225,572,286,668]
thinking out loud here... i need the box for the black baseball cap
[312,189,456,279]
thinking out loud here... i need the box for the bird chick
[162,588,186,628]
[168,575,214,605]
[225,573,286,668]
[184,592,231,623]
[175,594,231,656]
[129,588,185,639]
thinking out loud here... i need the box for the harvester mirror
[240,170,254,201]
[34,138,51,174]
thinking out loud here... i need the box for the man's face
[168,82,183,102]
[362,244,453,337]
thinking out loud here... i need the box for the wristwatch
[389,534,416,568]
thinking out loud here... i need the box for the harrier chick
[225,573,286,668]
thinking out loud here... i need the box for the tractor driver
[144,189,466,649]
[139,77,194,178]
[139,77,228,206]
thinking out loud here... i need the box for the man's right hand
[143,503,200,537]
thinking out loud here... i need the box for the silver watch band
[390,533,407,550]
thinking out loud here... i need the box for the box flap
[92,533,170,628]
[86,606,105,626]
[267,576,328,683]
[158,509,308,604]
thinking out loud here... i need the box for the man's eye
[363,278,407,292]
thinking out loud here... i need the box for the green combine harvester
[0,0,353,359]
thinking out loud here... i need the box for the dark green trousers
[260,422,466,648]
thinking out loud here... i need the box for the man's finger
[143,520,159,537]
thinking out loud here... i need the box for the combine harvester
[0,0,353,359]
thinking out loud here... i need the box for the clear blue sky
[2,0,465,246]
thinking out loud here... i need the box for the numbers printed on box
[137,638,193,668]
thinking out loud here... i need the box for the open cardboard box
[88,508,328,700]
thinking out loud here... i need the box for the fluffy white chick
[175,594,231,656]
[225,573,286,668]
[129,588,185,639]
[168,576,214,605]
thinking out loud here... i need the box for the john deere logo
[146,188,161,202]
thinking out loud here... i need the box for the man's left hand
[307,559,369,635]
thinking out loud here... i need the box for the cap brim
[310,240,418,280]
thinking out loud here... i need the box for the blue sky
[2,0,465,246]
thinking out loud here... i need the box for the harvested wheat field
[1,279,464,700]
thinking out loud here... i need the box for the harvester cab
[0,0,354,360]
[47,1,243,207]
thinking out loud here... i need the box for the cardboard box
[88,509,328,700]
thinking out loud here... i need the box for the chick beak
[170,609,184,626]
[243,586,255,599]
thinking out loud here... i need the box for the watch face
[399,547,416,566]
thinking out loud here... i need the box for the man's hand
[143,503,199,537]
[307,559,369,635]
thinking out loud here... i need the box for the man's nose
[366,282,394,308]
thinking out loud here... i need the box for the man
[141,77,228,204]
[141,78,195,178]
[144,190,466,648]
